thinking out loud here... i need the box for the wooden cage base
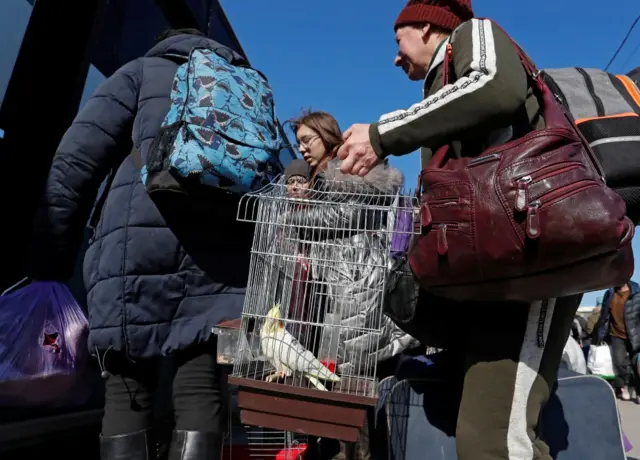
[228,376,377,442]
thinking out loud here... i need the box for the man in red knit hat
[337,1,582,459]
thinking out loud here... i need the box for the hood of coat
[144,34,246,64]
[318,159,405,195]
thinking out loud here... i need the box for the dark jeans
[101,340,223,436]
[610,335,639,392]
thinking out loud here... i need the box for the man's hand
[336,123,382,176]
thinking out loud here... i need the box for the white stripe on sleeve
[378,19,498,136]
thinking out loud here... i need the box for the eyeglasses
[286,177,309,186]
[292,135,319,152]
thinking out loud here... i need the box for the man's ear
[421,23,432,43]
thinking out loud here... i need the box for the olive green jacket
[370,18,543,167]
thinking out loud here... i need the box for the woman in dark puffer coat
[28,29,254,460]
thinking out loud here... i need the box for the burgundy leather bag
[409,24,635,302]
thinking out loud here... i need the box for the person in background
[571,315,589,347]
[594,282,640,403]
[284,159,313,199]
[27,28,254,460]
[278,159,317,351]
[586,304,602,337]
[292,110,420,371]
[291,110,422,459]
[335,1,582,459]
[629,67,640,86]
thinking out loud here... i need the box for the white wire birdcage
[231,170,419,401]
[225,382,309,459]
[245,428,307,459]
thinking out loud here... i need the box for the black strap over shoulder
[131,147,143,170]
[88,171,116,230]
[159,53,190,65]
[88,148,141,229]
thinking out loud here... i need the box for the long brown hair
[289,110,344,179]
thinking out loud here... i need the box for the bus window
[0,0,31,114]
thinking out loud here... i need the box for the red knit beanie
[394,0,474,32]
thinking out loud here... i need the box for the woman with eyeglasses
[286,110,421,459]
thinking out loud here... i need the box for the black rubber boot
[167,431,223,460]
[100,430,155,460]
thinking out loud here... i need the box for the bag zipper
[538,180,598,209]
[524,180,598,239]
[514,162,582,212]
[428,197,459,207]
[468,153,500,167]
[432,223,459,256]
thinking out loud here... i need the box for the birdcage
[222,379,308,460]
[227,172,419,442]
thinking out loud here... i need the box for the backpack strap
[614,74,640,114]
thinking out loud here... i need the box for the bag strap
[1,276,29,296]
[160,53,190,66]
[88,168,117,230]
[442,43,454,85]
[88,58,146,231]
[131,147,143,170]
[441,19,606,180]
[486,19,607,179]
[615,74,640,114]
[441,26,462,86]
[88,147,141,229]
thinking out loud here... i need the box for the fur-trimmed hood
[319,159,405,195]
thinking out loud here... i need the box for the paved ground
[2,397,638,459]
[619,400,640,459]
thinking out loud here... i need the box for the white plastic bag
[562,336,587,374]
[587,343,615,379]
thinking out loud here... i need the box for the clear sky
[221,0,640,306]
[1,0,639,306]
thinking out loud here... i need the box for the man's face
[394,25,431,81]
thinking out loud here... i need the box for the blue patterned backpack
[142,47,283,196]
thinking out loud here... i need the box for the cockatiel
[260,303,341,391]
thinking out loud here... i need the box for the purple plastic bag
[0,280,90,407]
[390,196,414,259]
[623,431,633,452]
